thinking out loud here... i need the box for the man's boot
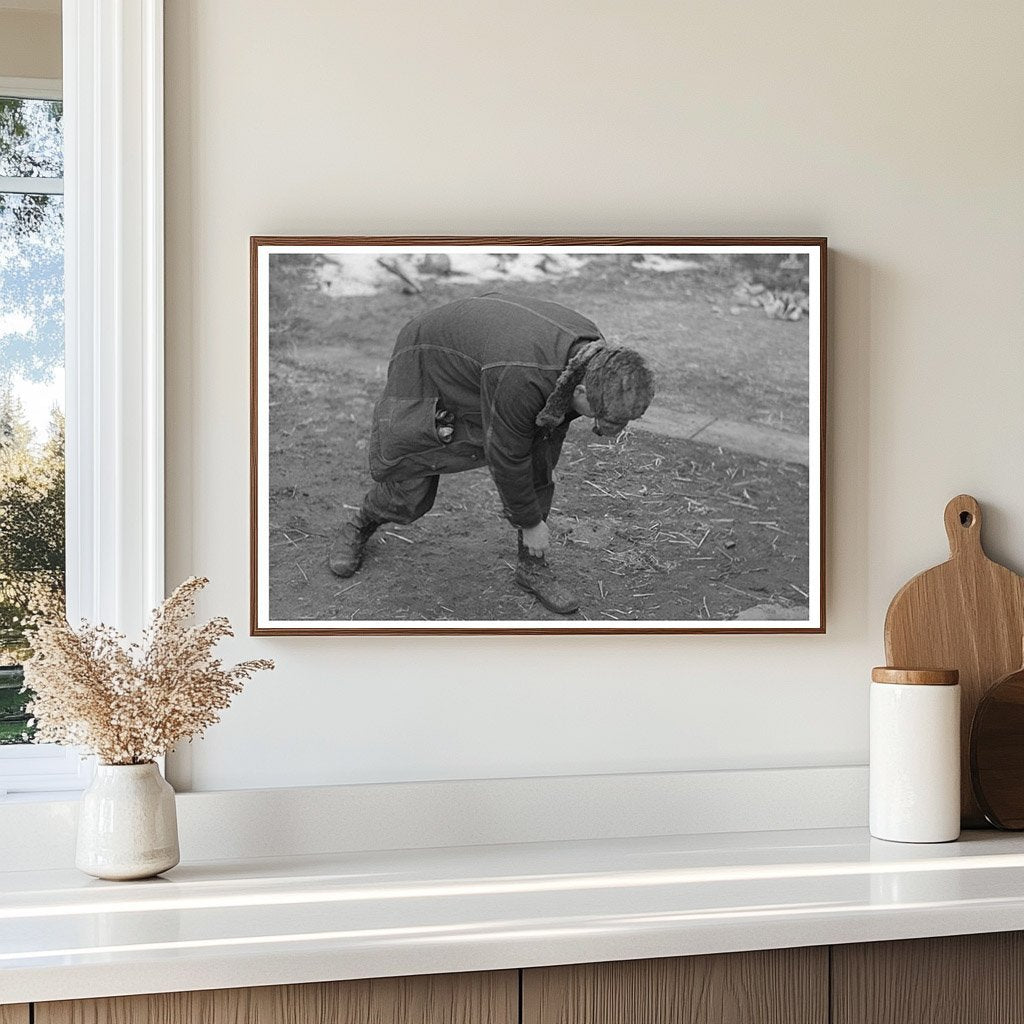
[329,510,381,578]
[514,532,580,615]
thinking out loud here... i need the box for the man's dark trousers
[361,421,570,529]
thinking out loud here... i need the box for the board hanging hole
[960,511,974,528]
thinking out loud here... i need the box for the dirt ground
[267,263,811,623]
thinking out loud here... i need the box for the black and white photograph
[251,238,825,634]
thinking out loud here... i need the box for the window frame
[0,0,165,797]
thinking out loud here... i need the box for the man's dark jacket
[369,293,603,528]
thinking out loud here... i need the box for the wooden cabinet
[522,948,828,1024]
[832,932,1024,1024]
[34,972,517,1024]
[14,933,1024,1024]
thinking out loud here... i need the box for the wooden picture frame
[251,236,826,635]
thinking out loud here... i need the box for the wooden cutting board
[884,494,1024,826]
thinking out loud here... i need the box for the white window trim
[0,175,63,195]
[63,0,164,633]
[0,2,165,797]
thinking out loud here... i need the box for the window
[0,85,65,739]
[0,78,82,795]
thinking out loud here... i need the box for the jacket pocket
[369,397,441,480]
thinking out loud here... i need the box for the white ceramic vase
[76,762,180,880]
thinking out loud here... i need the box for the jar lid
[871,667,959,686]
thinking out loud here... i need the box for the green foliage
[0,392,65,743]
[0,390,65,702]
[0,664,30,743]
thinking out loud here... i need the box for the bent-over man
[329,292,655,614]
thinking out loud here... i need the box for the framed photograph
[251,236,826,635]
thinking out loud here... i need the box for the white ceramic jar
[870,667,961,843]
[76,762,180,880]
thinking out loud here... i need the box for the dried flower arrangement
[22,577,273,765]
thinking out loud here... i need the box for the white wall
[164,1,1024,791]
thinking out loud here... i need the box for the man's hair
[535,342,655,430]
[583,348,656,427]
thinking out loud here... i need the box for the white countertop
[4,826,1024,1004]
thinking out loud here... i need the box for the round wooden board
[971,663,1024,829]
